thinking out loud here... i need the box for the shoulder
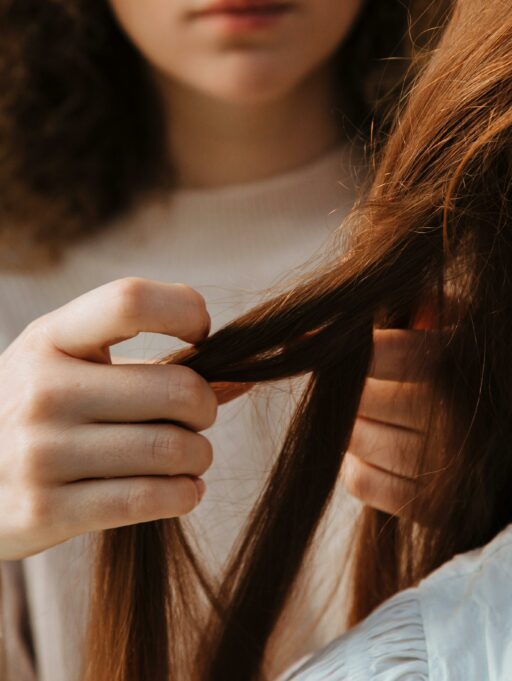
[419,523,512,681]
[279,523,512,681]
[278,588,427,681]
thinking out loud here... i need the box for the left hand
[341,329,438,517]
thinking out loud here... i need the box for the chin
[193,58,300,104]
[206,82,292,104]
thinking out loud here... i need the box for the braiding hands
[0,278,217,560]
[341,329,438,517]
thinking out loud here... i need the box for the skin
[0,0,430,560]
[343,329,436,516]
[109,0,364,187]
[0,279,216,559]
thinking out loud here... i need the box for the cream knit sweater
[0,145,361,681]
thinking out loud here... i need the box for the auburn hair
[0,0,433,269]
[3,0,487,679]
[74,0,512,679]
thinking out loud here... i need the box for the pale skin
[343,329,435,515]
[0,0,431,560]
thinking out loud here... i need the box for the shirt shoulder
[419,523,512,681]
[279,523,512,681]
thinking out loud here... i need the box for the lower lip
[196,7,292,32]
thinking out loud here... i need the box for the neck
[155,65,342,189]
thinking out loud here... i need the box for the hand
[341,329,438,516]
[0,277,217,560]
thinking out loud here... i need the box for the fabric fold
[280,591,428,681]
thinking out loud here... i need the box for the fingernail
[194,478,206,503]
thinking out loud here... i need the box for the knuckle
[124,478,199,521]
[175,283,208,316]
[147,429,213,476]
[21,317,44,343]
[174,284,210,338]
[18,489,53,533]
[111,277,148,324]
[342,453,414,515]
[342,454,374,504]
[17,435,52,483]
[195,435,213,473]
[175,478,200,515]
[19,315,54,353]
[168,366,211,416]
[123,480,158,522]
[348,419,367,454]
[351,419,389,460]
[169,366,201,405]
[21,379,57,422]
[147,428,185,467]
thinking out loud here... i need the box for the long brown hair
[78,0,512,679]
[0,0,428,269]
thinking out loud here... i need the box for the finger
[39,278,210,361]
[358,378,432,431]
[59,475,206,535]
[369,329,442,382]
[341,452,419,516]
[348,416,424,479]
[44,424,212,482]
[212,382,255,405]
[72,363,218,431]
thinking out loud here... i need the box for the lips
[192,1,294,17]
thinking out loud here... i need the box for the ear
[212,382,255,405]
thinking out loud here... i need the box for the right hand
[0,278,217,560]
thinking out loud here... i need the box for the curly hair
[0,0,436,269]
